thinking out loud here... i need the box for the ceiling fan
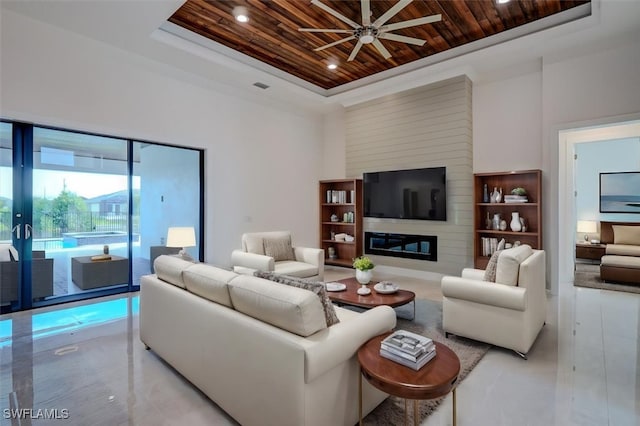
[299,0,442,62]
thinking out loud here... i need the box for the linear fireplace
[365,232,437,262]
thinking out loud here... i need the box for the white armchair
[231,231,324,280]
[441,245,546,358]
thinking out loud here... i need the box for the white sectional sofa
[140,256,396,426]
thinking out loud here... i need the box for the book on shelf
[380,330,434,358]
[380,346,436,370]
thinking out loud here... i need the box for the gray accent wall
[345,75,473,275]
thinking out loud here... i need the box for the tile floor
[0,267,638,425]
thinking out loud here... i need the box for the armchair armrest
[292,246,324,267]
[302,305,396,383]
[231,250,274,272]
[441,276,526,311]
[461,268,485,280]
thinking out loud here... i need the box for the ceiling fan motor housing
[356,27,378,44]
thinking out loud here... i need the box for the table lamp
[166,227,196,261]
[577,220,597,243]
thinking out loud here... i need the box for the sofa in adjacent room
[599,221,640,285]
[140,255,396,426]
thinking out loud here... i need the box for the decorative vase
[510,212,522,232]
[495,187,503,203]
[520,217,527,232]
[490,187,498,203]
[483,184,489,203]
[485,211,492,230]
[356,269,372,285]
[499,219,507,231]
[492,213,502,230]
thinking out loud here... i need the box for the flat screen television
[363,167,446,221]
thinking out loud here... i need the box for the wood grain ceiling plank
[168,0,591,91]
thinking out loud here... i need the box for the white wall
[473,65,542,172]
[0,9,324,267]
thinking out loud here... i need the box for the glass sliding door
[1,119,204,312]
[0,122,17,310]
[32,127,130,301]
[131,142,202,285]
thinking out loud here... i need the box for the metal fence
[0,211,134,242]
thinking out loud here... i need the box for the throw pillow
[254,271,340,327]
[483,249,502,282]
[612,225,640,245]
[497,238,505,251]
[264,236,295,261]
[244,235,265,255]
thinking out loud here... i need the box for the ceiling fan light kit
[299,0,442,62]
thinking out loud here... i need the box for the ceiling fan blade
[299,28,353,34]
[311,0,360,29]
[372,39,392,60]
[314,35,356,52]
[378,32,426,46]
[372,0,412,28]
[348,40,363,62]
[381,14,442,32]
[361,0,371,26]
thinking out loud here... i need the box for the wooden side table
[358,333,460,426]
[575,243,606,262]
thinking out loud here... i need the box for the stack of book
[380,330,436,370]
[504,195,528,203]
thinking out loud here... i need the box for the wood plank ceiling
[168,0,589,90]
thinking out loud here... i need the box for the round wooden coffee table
[358,332,460,426]
[327,277,416,320]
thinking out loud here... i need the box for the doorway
[558,118,640,289]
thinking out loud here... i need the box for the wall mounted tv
[363,167,447,221]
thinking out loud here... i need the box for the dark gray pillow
[254,271,340,327]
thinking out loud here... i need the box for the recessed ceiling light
[233,6,249,23]
[327,63,338,70]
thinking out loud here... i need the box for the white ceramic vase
[510,212,522,232]
[356,269,372,285]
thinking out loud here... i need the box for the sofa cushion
[274,260,319,278]
[483,249,502,282]
[495,244,533,286]
[264,235,295,261]
[255,271,340,326]
[606,244,640,257]
[601,255,640,269]
[183,264,236,308]
[612,225,640,245]
[228,274,326,337]
[154,255,194,288]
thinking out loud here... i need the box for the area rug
[574,263,640,294]
[363,299,490,425]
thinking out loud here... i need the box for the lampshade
[166,227,196,248]
[577,220,597,234]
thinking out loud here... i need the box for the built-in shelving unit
[474,170,542,269]
[319,179,363,268]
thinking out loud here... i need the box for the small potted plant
[353,255,375,287]
[511,187,527,196]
